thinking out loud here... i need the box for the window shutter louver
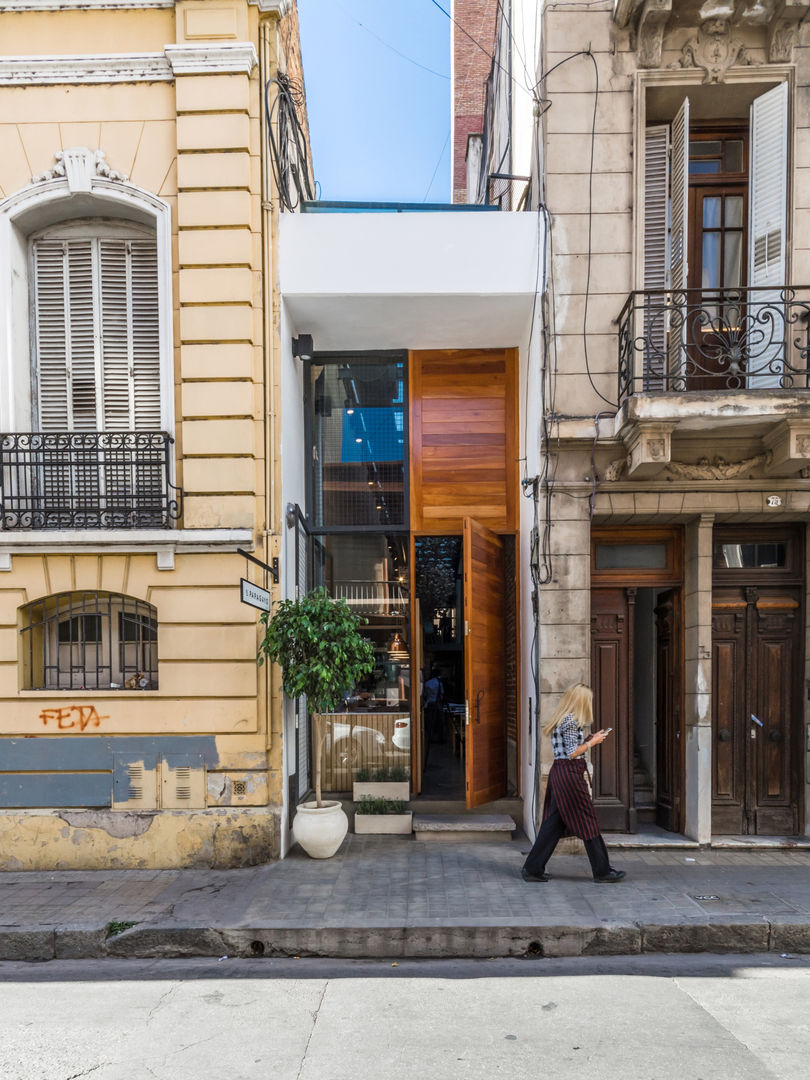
[644,124,670,391]
[34,233,161,432]
[99,239,133,431]
[667,98,689,384]
[748,82,789,389]
[34,240,70,430]
[130,240,161,430]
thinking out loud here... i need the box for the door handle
[718,729,731,742]
[475,689,484,724]
[768,730,782,742]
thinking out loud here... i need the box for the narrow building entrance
[590,529,684,833]
[712,528,804,835]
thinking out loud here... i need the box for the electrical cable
[334,1,450,80]
[422,128,451,202]
[265,73,315,212]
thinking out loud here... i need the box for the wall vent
[160,754,205,809]
[112,754,158,810]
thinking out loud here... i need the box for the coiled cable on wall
[265,73,315,212]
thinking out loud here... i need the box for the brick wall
[453,0,498,202]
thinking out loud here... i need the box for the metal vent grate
[232,780,248,797]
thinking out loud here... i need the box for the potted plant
[352,764,410,803]
[258,587,374,858]
[354,796,413,836]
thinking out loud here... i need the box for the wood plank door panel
[655,588,683,833]
[463,517,507,808]
[711,599,747,834]
[752,596,800,834]
[591,588,632,831]
[410,350,517,535]
[711,588,801,835]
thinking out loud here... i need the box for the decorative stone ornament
[31,148,129,190]
[672,18,751,84]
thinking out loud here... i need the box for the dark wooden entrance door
[655,589,683,832]
[712,586,801,835]
[463,517,507,808]
[590,588,633,830]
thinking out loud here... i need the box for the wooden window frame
[591,526,683,585]
[712,525,804,584]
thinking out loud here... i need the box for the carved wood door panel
[712,586,800,835]
[655,589,683,833]
[591,588,632,831]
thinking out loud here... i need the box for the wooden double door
[591,587,683,833]
[712,586,801,835]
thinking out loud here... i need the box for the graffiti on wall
[39,705,110,731]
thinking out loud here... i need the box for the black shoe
[593,869,626,884]
[521,867,551,883]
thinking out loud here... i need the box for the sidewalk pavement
[2,835,810,962]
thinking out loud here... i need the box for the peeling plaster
[59,810,156,839]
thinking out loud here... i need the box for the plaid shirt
[551,713,585,760]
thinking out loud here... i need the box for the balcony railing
[0,431,182,530]
[617,286,810,403]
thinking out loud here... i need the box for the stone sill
[0,527,254,569]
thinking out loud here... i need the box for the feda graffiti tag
[39,705,110,731]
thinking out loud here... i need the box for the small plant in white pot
[352,765,410,803]
[258,587,374,859]
[354,796,413,835]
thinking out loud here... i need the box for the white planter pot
[292,800,349,859]
[352,781,410,802]
[354,812,413,835]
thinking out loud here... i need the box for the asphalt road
[1,954,808,1080]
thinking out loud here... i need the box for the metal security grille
[0,431,182,529]
[20,591,158,691]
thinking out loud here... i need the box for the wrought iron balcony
[617,286,810,404]
[0,431,182,530]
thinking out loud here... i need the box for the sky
[296,0,452,203]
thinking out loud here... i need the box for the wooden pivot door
[463,517,507,808]
[654,589,683,833]
[590,588,633,831]
[712,586,801,835]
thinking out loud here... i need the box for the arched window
[20,592,158,691]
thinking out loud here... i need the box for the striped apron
[542,757,601,841]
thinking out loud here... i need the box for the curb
[2,917,810,961]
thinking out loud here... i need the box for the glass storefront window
[595,543,668,570]
[716,542,787,569]
[315,533,411,789]
[309,357,406,528]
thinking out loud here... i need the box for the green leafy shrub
[355,796,408,815]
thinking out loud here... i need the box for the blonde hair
[542,683,593,737]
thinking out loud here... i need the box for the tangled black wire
[265,73,314,211]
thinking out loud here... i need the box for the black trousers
[523,792,611,879]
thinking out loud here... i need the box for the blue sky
[297,0,452,203]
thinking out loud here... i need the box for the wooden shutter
[748,83,788,389]
[644,125,669,390]
[130,240,161,429]
[35,234,161,432]
[34,239,97,431]
[667,98,689,385]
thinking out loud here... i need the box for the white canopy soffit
[280,212,541,351]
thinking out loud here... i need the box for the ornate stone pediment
[31,148,129,191]
[613,0,809,69]
[672,18,751,83]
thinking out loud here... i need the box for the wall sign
[240,578,271,612]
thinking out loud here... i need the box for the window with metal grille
[20,591,158,691]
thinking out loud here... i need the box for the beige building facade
[0,0,305,869]
[527,0,810,842]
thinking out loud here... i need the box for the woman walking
[522,683,625,884]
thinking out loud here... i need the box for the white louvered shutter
[130,240,161,430]
[668,98,689,385]
[748,82,789,389]
[644,124,670,390]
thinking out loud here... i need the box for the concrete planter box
[354,811,413,835]
[352,781,410,802]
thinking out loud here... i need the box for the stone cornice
[0,1,173,9]
[165,42,258,75]
[248,0,291,14]
[0,43,259,84]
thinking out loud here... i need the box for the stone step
[412,813,517,843]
